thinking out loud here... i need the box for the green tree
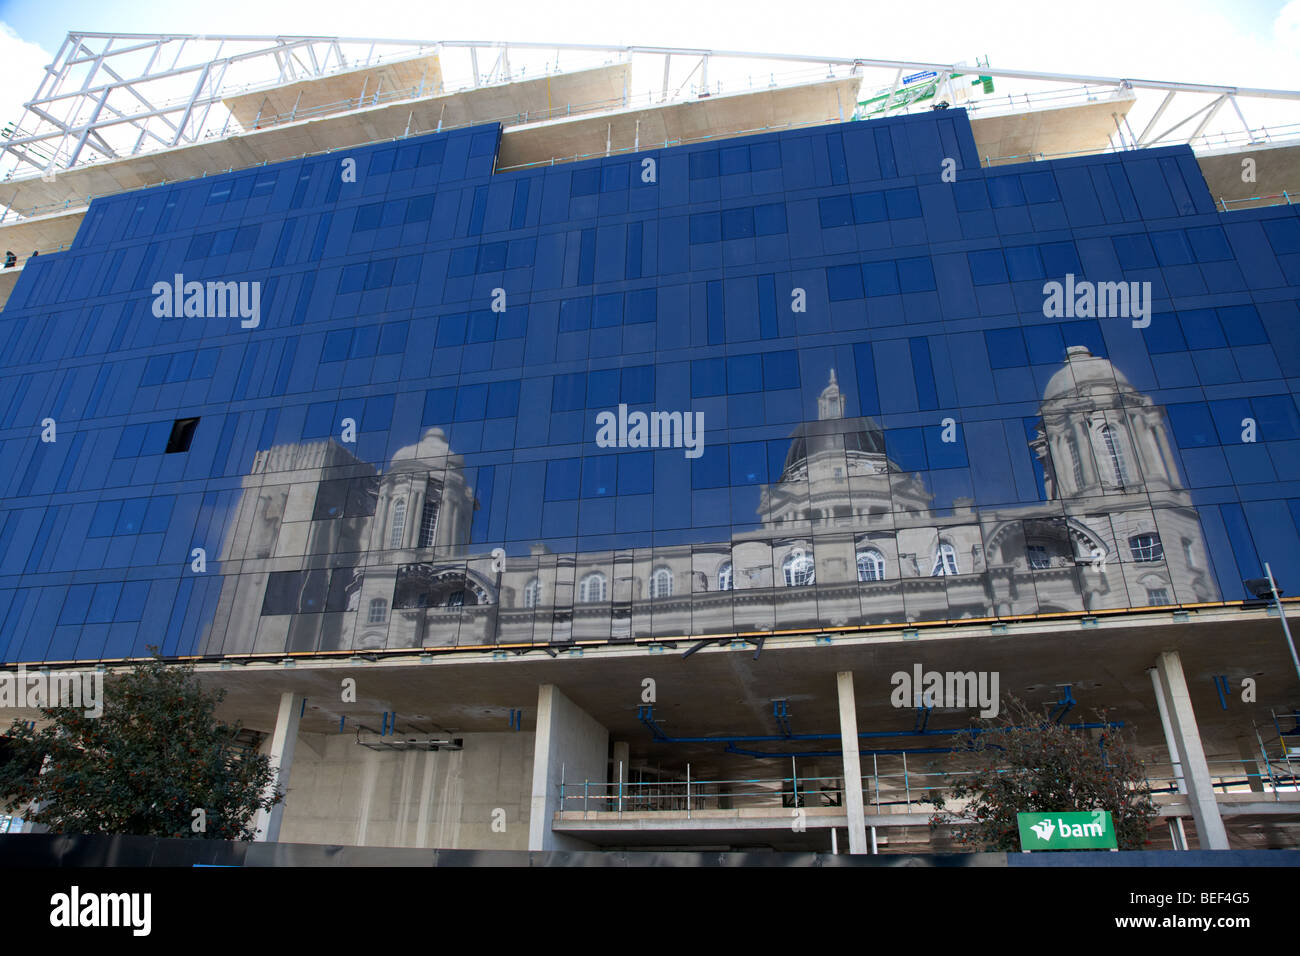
[929,696,1158,851]
[0,652,281,840]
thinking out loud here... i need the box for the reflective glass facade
[2,109,1300,662]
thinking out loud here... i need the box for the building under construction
[1,34,1300,853]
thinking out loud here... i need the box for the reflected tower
[1019,345,1218,608]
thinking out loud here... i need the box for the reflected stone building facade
[200,344,1218,656]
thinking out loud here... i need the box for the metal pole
[870,825,877,854]
[903,752,910,808]
[1276,707,1298,788]
[618,760,623,815]
[686,763,691,818]
[1255,720,1280,797]
[584,779,588,818]
[1265,562,1300,685]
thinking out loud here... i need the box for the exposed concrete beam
[254,691,303,842]
[528,684,607,851]
[1153,651,1229,849]
[837,671,868,854]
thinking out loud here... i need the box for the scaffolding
[3,33,1298,185]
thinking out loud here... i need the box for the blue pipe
[1048,685,1075,724]
[724,743,999,758]
[1212,675,1229,711]
[914,705,932,734]
[638,721,1120,744]
[633,706,1121,754]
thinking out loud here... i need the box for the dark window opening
[260,566,362,616]
[166,417,199,453]
[311,476,380,520]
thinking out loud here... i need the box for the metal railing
[1190,120,1300,152]
[559,760,984,819]
[0,244,71,272]
[1217,191,1294,211]
[961,83,1133,119]
[557,754,1300,821]
[1142,756,1300,797]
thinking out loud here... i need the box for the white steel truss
[1,33,1298,182]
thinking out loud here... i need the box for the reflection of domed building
[986,345,1217,615]
[1034,346,1185,499]
[198,345,1219,656]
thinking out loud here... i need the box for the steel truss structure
[1,32,1298,182]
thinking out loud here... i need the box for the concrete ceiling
[223,55,444,128]
[969,90,1137,166]
[496,76,863,171]
[33,604,1279,783]
[1195,141,1300,209]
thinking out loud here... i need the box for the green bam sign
[1016,811,1118,850]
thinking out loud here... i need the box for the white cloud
[0,23,52,140]
[1277,0,1300,46]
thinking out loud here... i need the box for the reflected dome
[781,369,888,480]
[1042,345,1139,404]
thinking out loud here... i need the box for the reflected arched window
[389,499,406,549]
[856,549,886,582]
[367,598,387,624]
[579,572,607,603]
[931,541,959,576]
[718,562,734,591]
[783,551,815,586]
[524,577,542,608]
[1066,433,1084,488]
[418,498,439,548]
[650,567,674,599]
[1100,424,1128,484]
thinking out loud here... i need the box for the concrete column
[254,692,303,843]
[1236,736,1265,793]
[611,741,630,811]
[1153,651,1229,849]
[528,684,609,851]
[836,671,868,854]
